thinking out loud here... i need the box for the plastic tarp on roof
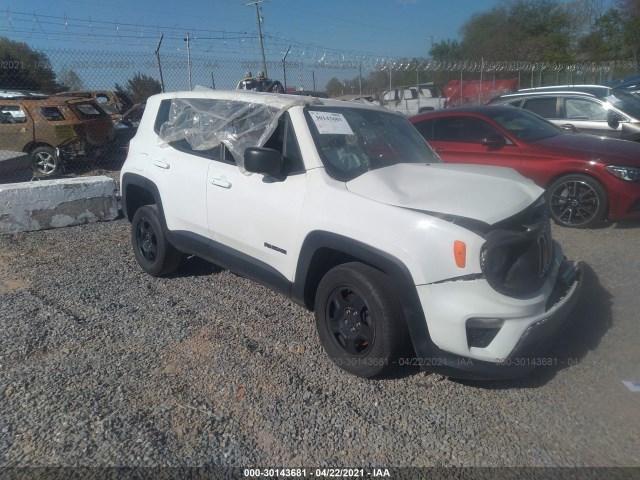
[158,95,315,171]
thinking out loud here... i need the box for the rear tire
[31,146,59,176]
[131,205,181,276]
[314,262,409,378]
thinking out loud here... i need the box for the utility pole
[427,35,435,62]
[155,33,165,93]
[282,45,291,91]
[184,32,193,90]
[245,0,268,78]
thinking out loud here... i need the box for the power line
[2,9,412,61]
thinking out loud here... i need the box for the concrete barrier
[0,176,119,234]
[0,150,30,182]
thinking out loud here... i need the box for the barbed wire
[371,59,639,73]
[2,9,399,61]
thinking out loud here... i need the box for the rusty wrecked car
[0,91,115,176]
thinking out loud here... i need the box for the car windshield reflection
[484,107,563,142]
[305,106,441,181]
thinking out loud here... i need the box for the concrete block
[0,176,119,234]
[0,150,30,181]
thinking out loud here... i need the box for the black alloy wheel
[547,174,607,228]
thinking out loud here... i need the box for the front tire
[314,262,409,378]
[131,205,181,276]
[547,174,607,228]
[31,146,59,176]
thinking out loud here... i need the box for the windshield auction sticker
[309,111,354,135]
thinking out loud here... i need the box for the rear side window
[521,97,558,118]
[39,107,65,121]
[0,105,27,123]
[170,139,228,163]
[154,99,171,134]
[432,116,502,143]
[156,100,231,164]
[564,98,608,121]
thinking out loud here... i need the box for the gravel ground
[0,215,639,469]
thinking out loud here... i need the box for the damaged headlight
[480,220,553,298]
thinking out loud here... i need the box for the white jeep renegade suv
[120,89,582,379]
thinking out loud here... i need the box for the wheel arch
[121,172,166,223]
[544,170,609,216]
[24,142,55,154]
[292,231,432,360]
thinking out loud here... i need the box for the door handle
[210,176,232,189]
[152,160,170,169]
[434,148,445,153]
[559,123,579,133]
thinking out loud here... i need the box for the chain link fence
[1,48,637,184]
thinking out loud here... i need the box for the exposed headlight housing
[605,165,640,182]
[480,219,553,298]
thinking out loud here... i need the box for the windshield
[305,106,440,181]
[483,106,563,142]
[601,89,640,118]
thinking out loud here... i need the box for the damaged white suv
[120,90,582,379]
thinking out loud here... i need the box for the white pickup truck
[378,84,445,115]
[120,89,581,379]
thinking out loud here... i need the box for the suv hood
[346,163,543,225]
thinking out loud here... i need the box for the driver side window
[263,113,305,175]
[433,117,503,143]
[564,98,608,121]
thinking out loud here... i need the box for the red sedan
[410,105,640,227]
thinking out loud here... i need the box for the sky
[1,0,515,61]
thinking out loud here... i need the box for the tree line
[325,0,640,96]
[430,0,638,63]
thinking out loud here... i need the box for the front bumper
[604,175,640,220]
[414,245,583,379]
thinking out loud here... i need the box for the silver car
[488,85,640,141]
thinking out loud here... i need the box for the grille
[537,222,553,278]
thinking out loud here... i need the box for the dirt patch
[0,252,30,292]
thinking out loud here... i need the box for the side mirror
[481,134,506,150]
[607,111,625,129]
[244,147,284,178]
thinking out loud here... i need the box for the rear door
[146,100,210,238]
[148,141,212,239]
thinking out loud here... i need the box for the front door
[206,114,306,280]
